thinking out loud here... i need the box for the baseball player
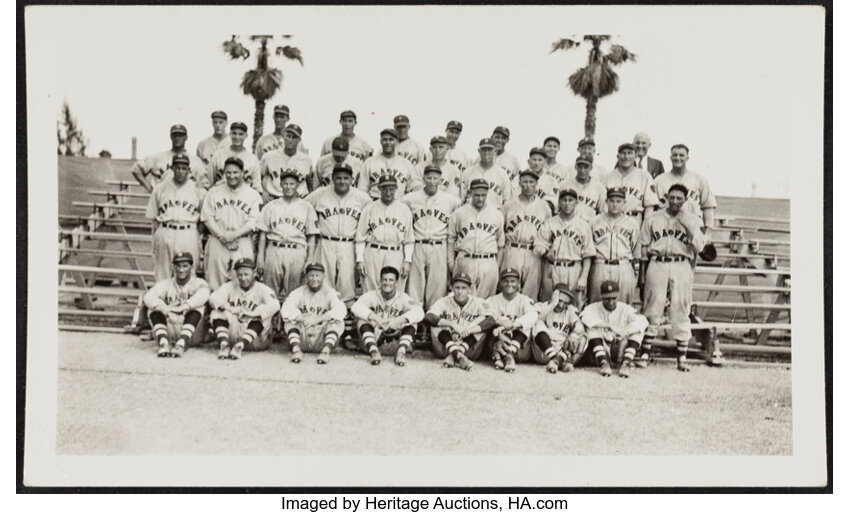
[564,138,608,183]
[207,122,262,192]
[531,284,587,373]
[256,170,319,299]
[490,126,522,198]
[359,128,414,200]
[653,144,717,237]
[143,252,211,357]
[588,188,641,304]
[351,265,425,366]
[638,184,707,372]
[355,175,414,292]
[130,124,207,192]
[580,280,648,377]
[209,258,281,359]
[632,132,665,178]
[604,142,660,225]
[196,110,231,166]
[460,138,512,206]
[145,153,206,282]
[255,104,307,160]
[501,169,553,300]
[408,135,462,197]
[258,123,313,202]
[448,178,505,299]
[311,136,365,190]
[422,272,497,370]
[444,120,471,174]
[199,157,262,291]
[541,136,569,186]
[279,262,347,364]
[559,157,607,222]
[393,114,430,167]
[486,268,539,373]
[535,189,595,304]
[401,165,461,311]
[525,147,560,207]
[320,110,374,163]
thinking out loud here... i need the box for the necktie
[637,157,644,169]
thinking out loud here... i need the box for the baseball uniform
[559,175,607,222]
[257,197,319,298]
[320,134,374,163]
[580,299,648,364]
[207,147,262,192]
[200,182,262,290]
[196,135,231,166]
[425,292,493,359]
[359,153,415,200]
[145,178,206,282]
[564,161,608,184]
[255,131,308,161]
[653,169,717,224]
[486,291,538,363]
[542,160,570,186]
[143,275,210,346]
[604,167,660,222]
[209,279,281,350]
[494,150,522,199]
[396,137,430,168]
[305,186,373,303]
[259,148,314,200]
[351,289,424,355]
[460,163,512,206]
[448,203,505,299]
[355,199,414,292]
[401,189,461,310]
[531,301,587,365]
[447,146,472,174]
[588,213,641,304]
[279,283,348,352]
[535,213,596,303]
[312,153,365,190]
[407,160,462,198]
[131,149,208,190]
[501,197,553,299]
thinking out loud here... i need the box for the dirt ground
[56,331,792,456]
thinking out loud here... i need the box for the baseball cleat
[229,343,244,360]
[493,357,505,370]
[316,347,330,365]
[171,342,186,358]
[546,360,559,374]
[290,347,303,363]
[599,361,612,377]
[635,353,650,369]
[560,361,575,373]
[504,354,516,373]
[394,348,406,367]
[342,334,359,351]
[677,360,691,373]
[370,348,382,365]
[217,342,230,359]
[157,341,171,357]
[455,353,474,371]
[708,351,726,367]
[618,362,631,378]
[442,354,455,368]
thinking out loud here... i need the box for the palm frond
[222,36,250,60]
[241,67,283,102]
[250,35,273,42]
[606,44,637,65]
[550,38,580,53]
[281,34,293,39]
[583,34,611,43]
[567,67,594,99]
[276,45,304,66]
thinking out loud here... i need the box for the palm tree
[550,35,636,139]
[57,100,88,156]
[222,35,304,150]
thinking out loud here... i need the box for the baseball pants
[539,260,584,304]
[284,320,345,353]
[263,244,308,298]
[589,261,636,304]
[362,246,406,293]
[530,327,588,365]
[455,255,499,299]
[406,242,448,310]
[152,226,201,282]
[643,260,694,342]
[204,235,254,291]
[429,327,487,360]
[148,309,206,346]
[358,323,416,356]
[585,329,644,365]
[501,246,542,300]
[315,239,357,303]
[210,310,273,350]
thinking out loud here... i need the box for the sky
[27,5,825,198]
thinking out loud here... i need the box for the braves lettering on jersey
[486,292,538,332]
[533,303,584,345]
[320,134,374,163]
[143,276,211,313]
[254,132,308,161]
[208,147,262,192]
[313,153,365,189]
[351,290,425,324]
[427,293,492,326]
[145,179,205,224]
[408,160,462,198]
[257,197,318,245]
[542,161,570,186]
[535,214,596,262]
[355,200,414,261]
[305,186,372,237]
[494,151,522,191]
[460,164,512,206]
[131,150,208,189]
[402,190,461,241]
[360,154,415,199]
[448,204,505,255]
[447,146,471,174]
[280,284,348,322]
[503,198,552,245]
[639,209,706,259]
[259,149,314,198]
[196,135,231,165]
[604,167,660,213]
[589,213,641,260]
[209,280,281,322]
[395,137,430,167]
[559,176,607,221]
[200,183,261,232]
[653,170,717,223]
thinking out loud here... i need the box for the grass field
[57,331,792,456]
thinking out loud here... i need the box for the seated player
[486,268,538,373]
[143,252,211,357]
[579,280,648,378]
[279,262,347,365]
[422,272,497,371]
[531,283,587,374]
[351,266,424,366]
[208,258,281,360]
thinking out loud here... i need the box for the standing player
[449,179,505,299]
[207,121,262,192]
[638,184,707,372]
[460,138,512,206]
[444,120,471,174]
[393,114,430,167]
[559,157,607,222]
[541,136,569,186]
[604,142,660,225]
[355,175,414,292]
[535,189,595,304]
[131,124,207,192]
[258,123,313,202]
[311,136,365,190]
[256,170,319,299]
[486,268,539,373]
[402,165,461,311]
[531,285,587,373]
[422,272,497,370]
[200,157,262,291]
[360,128,414,200]
[143,253,210,357]
[588,188,641,304]
[580,280,648,377]
[653,144,716,239]
[279,262,348,364]
[320,110,374,163]
[145,153,206,282]
[196,110,231,166]
[351,266,425,366]
[564,138,608,183]
[255,105,307,160]
[526,147,560,207]
[209,258,281,360]
[408,135,462,197]
[490,126,522,199]
[501,169,553,299]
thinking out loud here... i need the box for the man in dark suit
[633,132,665,178]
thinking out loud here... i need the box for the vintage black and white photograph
[23,4,828,488]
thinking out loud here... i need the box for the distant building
[99,150,112,159]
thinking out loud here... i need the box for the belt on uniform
[321,235,354,242]
[415,239,445,245]
[465,252,497,259]
[547,258,579,267]
[163,223,194,230]
[651,255,688,263]
[508,242,534,250]
[270,241,302,249]
[368,242,402,251]
[595,258,630,265]
[625,211,643,217]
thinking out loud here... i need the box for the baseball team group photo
[25,5,827,488]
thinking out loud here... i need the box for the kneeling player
[486,268,538,373]
[143,252,211,357]
[351,266,424,366]
[579,280,648,378]
[279,262,347,364]
[422,273,496,371]
[209,258,281,360]
[531,284,586,373]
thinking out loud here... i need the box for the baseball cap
[171,153,190,166]
[233,258,256,270]
[273,105,290,116]
[519,169,540,180]
[599,280,619,298]
[478,138,496,149]
[332,163,353,175]
[577,137,595,148]
[331,137,349,152]
[451,272,473,286]
[607,187,626,199]
[618,142,635,153]
[279,169,300,181]
[210,110,227,120]
[528,147,547,158]
[170,124,187,135]
[429,135,448,146]
[446,120,463,131]
[500,268,520,280]
[230,121,248,132]
[380,266,400,279]
[469,178,489,191]
[339,110,357,121]
[575,157,592,167]
[559,188,578,200]
[553,283,574,299]
[285,124,303,138]
[172,252,194,265]
[492,126,510,138]
[423,165,442,176]
[378,174,398,187]
[224,156,245,170]
[305,262,325,274]
[393,114,410,126]
[543,136,561,146]
[380,128,399,140]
